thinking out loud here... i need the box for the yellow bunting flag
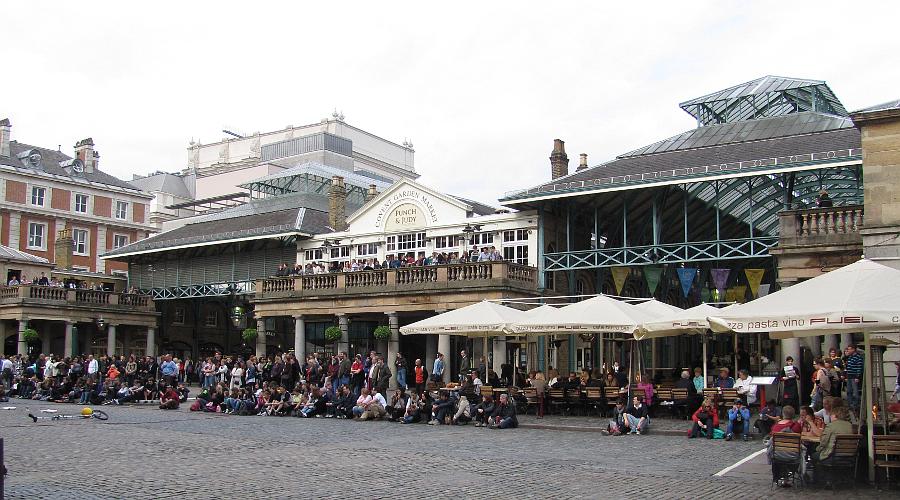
[611,267,630,295]
[744,268,765,298]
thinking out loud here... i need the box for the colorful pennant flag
[710,268,730,293]
[758,284,771,297]
[676,267,698,298]
[611,267,630,295]
[644,266,663,295]
[744,268,765,298]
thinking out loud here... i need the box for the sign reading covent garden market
[374,188,439,232]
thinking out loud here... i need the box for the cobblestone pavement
[0,405,883,499]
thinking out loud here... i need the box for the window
[173,307,186,325]
[204,309,218,327]
[503,229,529,242]
[74,194,89,213]
[27,222,46,250]
[468,232,493,246]
[115,200,128,220]
[434,236,456,249]
[503,245,529,264]
[544,271,555,290]
[386,232,426,252]
[356,243,378,256]
[31,186,46,206]
[329,246,351,260]
[113,234,128,249]
[304,249,323,261]
[72,228,89,255]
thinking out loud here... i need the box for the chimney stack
[328,175,348,231]
[365,184,379,203]
[55,228,74,270]
[550,139,569,179]
[74,138,98,173]
[577,153,588,172]
[0,118,10,158]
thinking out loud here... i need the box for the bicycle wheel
[91,410,109,421]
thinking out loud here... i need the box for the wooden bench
[522,388,538,415]
[670,387,690,419]
[585,388,603,416]
[547,388,566,415]
[874,435,900,487]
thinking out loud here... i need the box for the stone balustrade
[0,285,155,311]
[257,262,537,297]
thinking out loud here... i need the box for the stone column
[0,320,6,356]
[337,314,349,353]
[293,316,305,361]
[825,335,840,353]
[840,333,853,350]
[17,318,27,355]
[438,334,451,383]
[781,338,801,367]
[41,328,52,356]
[803,336,822,358]
[106,324,117,357]
[386,312,399,389]
[255,319,266,358]
[64,321,74,358]
[425,335,437,379]
[147,327,156,357]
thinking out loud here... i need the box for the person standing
[458,349,470,384]
[432,352,445,384]
[412,358,426,395]
[780,356,800,408]
[337,352,351,394]
[843,345,863,412]
[394,352,407,390]
[160,354,178,388]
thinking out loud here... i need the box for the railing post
[492,262,506,279]
[66,289,76,303]
[436,266,448,282]
[336,273,346,289]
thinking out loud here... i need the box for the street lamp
[95,317,106,330]
[230,306,245,328]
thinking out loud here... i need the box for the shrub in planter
[241,328,258,343]
[325,326,342,343]
[22,328,39,344]
[373,325,391,340]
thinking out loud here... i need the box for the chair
[479,385,493,400]
[565,388,583,416]
[604,386,621,416]
[655,388,673,418]
[874,435,900,488]
[771,432,804,488]
[670,388,690,419]
[547,388,566,415]
[585,388,603,416]
[816,434,861,491]
[522,388,538,415]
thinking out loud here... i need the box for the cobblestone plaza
[0,405,884,499]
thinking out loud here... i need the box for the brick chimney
[55,228,74,270]
[328,175,347,231]
[74,138,98,173]
[577,153,588,172]
[550,139,569,179]
[365,184,378,203]
[0,118,10,158]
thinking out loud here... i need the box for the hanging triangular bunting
[744,268,765,298]
[676,267,697,298]
[611,267,630,295]
[700,287,711,302]
[644,266,663,294]
[710,268,730,292]
[732,285,748,303]
[758,284,771,297]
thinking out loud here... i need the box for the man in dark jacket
[489,393,518,429]
[372,356,392,394]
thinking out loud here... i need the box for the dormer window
[17,149,42,169]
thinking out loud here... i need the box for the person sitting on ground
[470,370,484,394]
[429,390,455,425]
[810,405,852,483]
[771,405,801,434]
[489,393,517,429]
[726,399,751,441]
[755,399,782,437]
[299,388,327,418]
[451,395,472,425]
[176,383,190,402]
[352,388,373,418]
[689,398,719,439]
[623,395,649,435]
[473,394,496,427]
[400,391,424,424]
[602,399,628,436]
[159,384,180,410]
[360,388,387,420]
[388,388,409,422]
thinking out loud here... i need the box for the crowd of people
[274,245,507,276]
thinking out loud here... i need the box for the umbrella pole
[733,332,738,379]
[702,333,708,389]
[864,330,875,484]
[483,336,489,376]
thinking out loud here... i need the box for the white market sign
[374,189,439,230]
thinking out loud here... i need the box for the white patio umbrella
[634,303,730,387]
[511,294,656,334]
[632,299,683,319]
[400,301,531,382]
[705,259,900,482]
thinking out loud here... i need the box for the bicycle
[27,408,109,422]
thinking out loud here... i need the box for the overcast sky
[3,1,898,205]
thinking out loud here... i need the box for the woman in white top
[217,362,228,384]
[230,362,244,390]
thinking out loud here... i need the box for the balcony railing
[258,262,537,297]
[0,285,155,311]
[778,204,864,247]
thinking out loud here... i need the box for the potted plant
[241,328,258,344]
[22,328,39,345]
[373,325,391,340]
[325,326,342,345]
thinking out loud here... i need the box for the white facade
[296,178,537,267]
